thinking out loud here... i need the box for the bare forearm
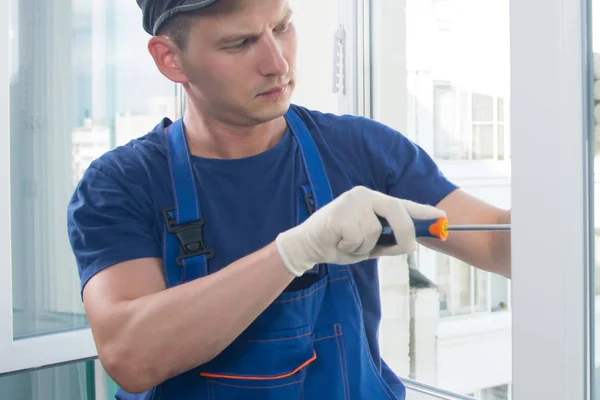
[489,209,511,278]
[421,190,511,278]
[107,242,294,392]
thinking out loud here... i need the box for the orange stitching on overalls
[313,333,337,342]
[244,331,312,343]
[200,351,316,380]
[207,377,305,389]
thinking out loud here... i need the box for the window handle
[332,26,345,95]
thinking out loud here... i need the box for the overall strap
[285,110,332,211]
[163,118,213,287]
[284,108,346,276]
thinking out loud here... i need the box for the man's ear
[147,36,188,84]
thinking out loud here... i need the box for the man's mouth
[257,83,289,97]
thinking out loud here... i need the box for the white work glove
[275,186,446,276]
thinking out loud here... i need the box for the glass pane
[481,384,510,400]
[498,124,505,160]
[10,0,178,339]
[437,259,490,317]
[491,273,509,312]
[474,267,489,313]
[472,93,494,122]
[433,84,469,160]
[456,262,471,313]
[0,360,94,400]
[372,0,511,397]
[436,253,451,315]
[472,124,495,160]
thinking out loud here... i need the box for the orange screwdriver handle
[377,216,449,246]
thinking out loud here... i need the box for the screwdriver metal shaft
[377,217,511,246]
[447,224,511,231]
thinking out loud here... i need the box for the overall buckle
[304,192,315,215]
[162,207,214,266]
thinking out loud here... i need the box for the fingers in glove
[337,212,381,255]
[337,221,366,254]
[369,191,416,254]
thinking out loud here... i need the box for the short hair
[156,13,195,51]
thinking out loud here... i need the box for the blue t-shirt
[67,104,457,391]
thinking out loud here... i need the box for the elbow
[99,341,219,394]
[494,262,511,279]
[99,344,163,394]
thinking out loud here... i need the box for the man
[67,1,511,399]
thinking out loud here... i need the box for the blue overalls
[117,108,406,399]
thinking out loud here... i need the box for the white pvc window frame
[510,0,594,397]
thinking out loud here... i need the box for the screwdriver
[376,216,510,246]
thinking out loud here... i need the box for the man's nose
[257,35,289,77]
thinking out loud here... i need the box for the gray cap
[137,0,222,35]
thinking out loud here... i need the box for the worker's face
[179,0,297,126]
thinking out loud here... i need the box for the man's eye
[275,23,290,33]
[228,40,249,51]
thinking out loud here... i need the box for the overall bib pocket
[305,323,351,400]
[199,325,315,400]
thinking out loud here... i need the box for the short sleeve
[361,120,458,206]
[67,164,162,294]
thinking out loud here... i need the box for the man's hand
[275,186,446,276]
